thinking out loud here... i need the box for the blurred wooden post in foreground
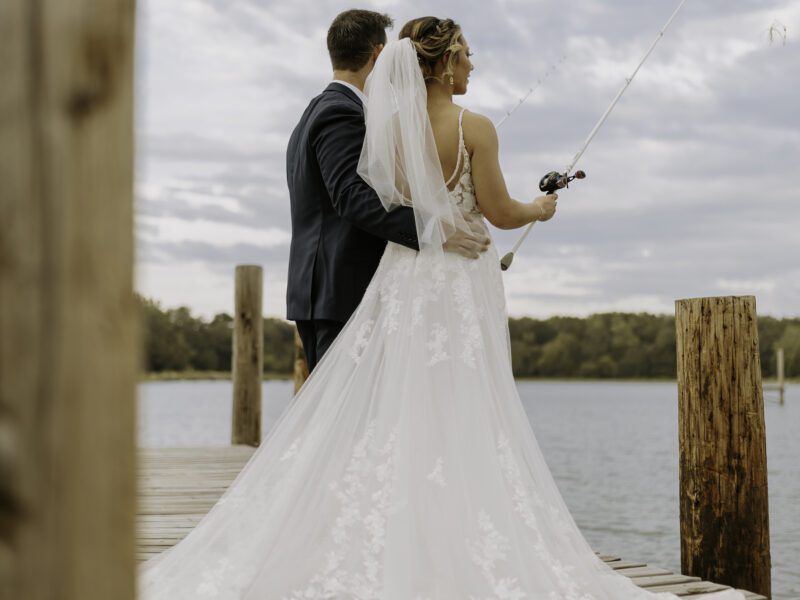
[232,265,263,446]
[0,1,138,598]
[675,296,771,600]
[294,329,309,394]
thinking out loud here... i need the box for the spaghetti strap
[445,108,468,188]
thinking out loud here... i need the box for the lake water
[138,380,799,599]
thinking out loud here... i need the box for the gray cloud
[134,0,800,318]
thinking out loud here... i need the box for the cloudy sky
[134,0,799,320]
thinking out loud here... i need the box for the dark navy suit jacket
[285,82,419,322]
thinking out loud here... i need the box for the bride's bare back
[429,101,556,229]
[428,103,469,192]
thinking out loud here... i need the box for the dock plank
[136,446,767,599]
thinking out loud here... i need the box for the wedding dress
[137,39,746,600]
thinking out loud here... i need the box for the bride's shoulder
[458,108,498,150]
[460,109,495,129]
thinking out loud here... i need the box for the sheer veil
[356,37,472,253]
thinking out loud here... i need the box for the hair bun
[398,17,463,85]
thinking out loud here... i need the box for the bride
[138,17,746,600]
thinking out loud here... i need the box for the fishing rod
[499,0,690,271]
[495,55,567,130]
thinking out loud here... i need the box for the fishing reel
[539,170,586,194]
[498,169,587,271]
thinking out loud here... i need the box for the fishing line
[499,0,690,271]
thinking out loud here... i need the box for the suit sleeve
[312,102,420,251]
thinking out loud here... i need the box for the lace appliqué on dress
[284,421,401,599]
[446,108,481,217]
[452,270,482,368]
[466,509,526,600]
[496,434,597,600]
[349,319,375,364]
[196,556,252,599]
[280,437,303,461]
[426,456,447,487]
[427,323,450,366]
[410,254,446,330]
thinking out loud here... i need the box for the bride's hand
[442,216,491,259]
[532,193,557,222]
[467,111,559,229]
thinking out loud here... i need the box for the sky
[134,0,800,320]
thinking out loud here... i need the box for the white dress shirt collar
[331,79,367,106]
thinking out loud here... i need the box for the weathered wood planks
[136,446,766,599]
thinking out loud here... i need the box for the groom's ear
[370,44,385,67]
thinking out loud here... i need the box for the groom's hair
[327,9,393,71]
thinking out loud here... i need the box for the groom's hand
[442,215,491,259]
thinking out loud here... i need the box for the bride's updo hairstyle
[398,17,464,85]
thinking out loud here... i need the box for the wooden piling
[0,1,138,598]
[776,347,785,405]
[294,328,309,394]
[675,296,771,600]
[232,265,263,446]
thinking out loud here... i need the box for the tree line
[138,295,800,379]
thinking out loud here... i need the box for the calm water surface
[138,380,799,599]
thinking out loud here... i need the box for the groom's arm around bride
[286,9,489,372]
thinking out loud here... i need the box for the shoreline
[138,371,797,384]
[141,371,291,382]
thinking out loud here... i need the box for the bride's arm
[465,112,556,230]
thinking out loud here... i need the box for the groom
[286,9,489,371]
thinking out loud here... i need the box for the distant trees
[136,295,799,378]
[507,313,681,378]
[137,294,288,375]
[140,297,195,371]
[776,324,800,376]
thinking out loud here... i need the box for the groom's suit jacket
[286,82,419,323]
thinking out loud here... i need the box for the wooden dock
[4,0,774,593]
[136,446,767,599]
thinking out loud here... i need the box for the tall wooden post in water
[0,1,138,598]
[232,265,263,446]
[675,296,771,599]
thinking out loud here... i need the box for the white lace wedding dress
[137,40,746,600]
